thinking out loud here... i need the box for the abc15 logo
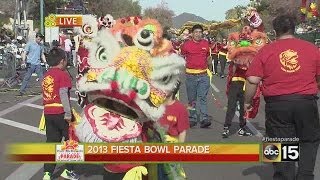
[262,143,299,162]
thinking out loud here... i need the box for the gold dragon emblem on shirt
[279,49,301,73]
[42,75,56,101]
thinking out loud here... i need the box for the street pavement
[0,67,319,180]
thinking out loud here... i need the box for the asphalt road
[0,67,319,180]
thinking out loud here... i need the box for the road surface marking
[0,96,45,180]
[0,117,45,135]
[5,164,43,180]
[210,79,220,93]
[0,95,42,116]
[19,103,44,109]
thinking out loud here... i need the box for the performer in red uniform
[211,39,220,74]
[222,24,268,138]
[217,39,228,78]
[222,62,253,138]
[180,24,212,128]
[245,14,320,180]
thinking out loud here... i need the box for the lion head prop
[73,15,185,176]
[227,26,267,69]
[98,14,116,29]
[245,7,264,32]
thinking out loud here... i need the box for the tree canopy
[143,1,175,28]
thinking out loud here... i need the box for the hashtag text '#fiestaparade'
[262,137,299,142]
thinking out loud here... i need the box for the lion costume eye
[133,26,155,51]
[255,39,263,46]
[83,24,93,34]
[229,41,237,47]
[161,75,172,84]
[96,46,108,62]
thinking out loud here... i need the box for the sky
[138,0,251,21]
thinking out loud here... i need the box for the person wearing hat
[19,33,47,96]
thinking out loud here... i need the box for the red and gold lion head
[227,26,268,69]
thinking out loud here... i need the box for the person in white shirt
[64,35,73,66]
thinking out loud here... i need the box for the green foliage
[0,15,10,27]
[255,0,270,12]
[225,5,246,20]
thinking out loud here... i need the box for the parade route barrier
[0,52,22,88]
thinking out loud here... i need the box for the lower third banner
[7,142,260,163]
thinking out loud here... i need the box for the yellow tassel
[207,68,213,85]
[165,135,179,143]
[72,108,81,124]
[39,112,46,131]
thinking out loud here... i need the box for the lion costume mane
[72,15,186,179]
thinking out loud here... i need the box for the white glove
[45,63,49,70]
[21,63,26,69]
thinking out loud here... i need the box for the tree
[86,0,141,18]
[267,0,299,17]
[225,5,246,20]
[143,1,175,28]
[0,0,15,17]
[254,0,300,32]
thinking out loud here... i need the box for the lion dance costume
[72,14,186,180]
[226,11,267,120]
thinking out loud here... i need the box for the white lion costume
[72,15,187,180]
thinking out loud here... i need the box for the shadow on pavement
[249,122,266,133]
[242,164,273,180]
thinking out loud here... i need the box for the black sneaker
[190,121,197,128]
[238,128,253,136]
[17,91,24,96]
[200,120,211,128]
[222,127,230,138]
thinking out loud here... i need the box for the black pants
[265,94,320,180]
[103,171,125,180]
[212,54,218,73]
[44,114,74,174]
[224,81,245,128]
[218,54,227,76]
[66,51,73,66]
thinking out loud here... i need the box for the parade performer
[72,15,186,180]
[180,24,212,128]
[222,26,267,138]
[149,81,189,179]
[217,38,228,78]
[211,39,220,74]
[245,14,320,180]
[41,48,79,180]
